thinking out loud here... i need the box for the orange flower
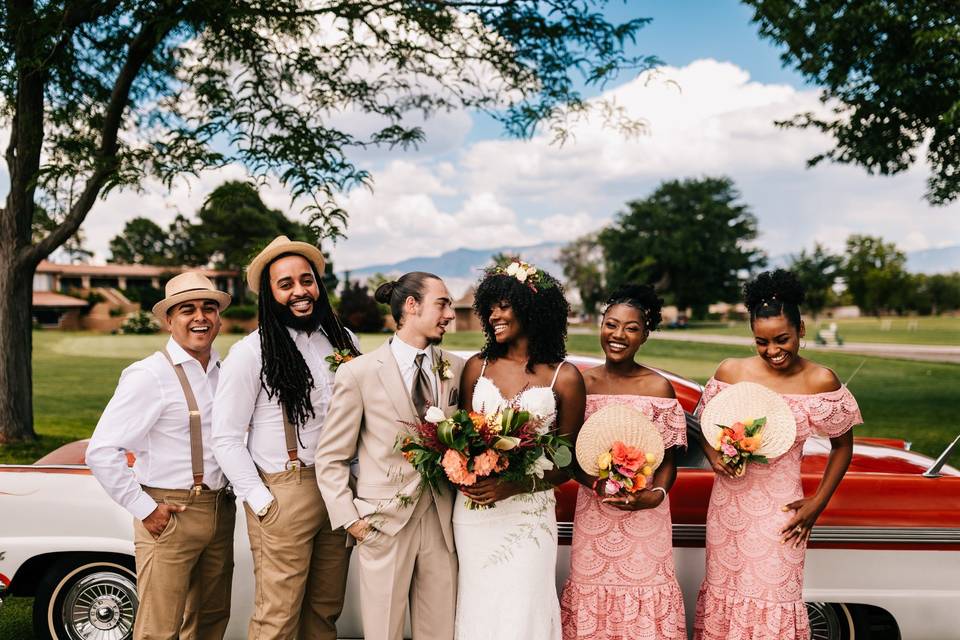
[610,441,644,472]
[729,421,747,441]
[441,450,477,486]
[740,436,761,452]
[472,449,502,477]
[468,412,486,429]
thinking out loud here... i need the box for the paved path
[650,331,960,364]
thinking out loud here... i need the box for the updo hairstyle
[604,284,664,332]
[743,269,805,331]
[374,271,440,326]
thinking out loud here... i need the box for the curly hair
[473,270,569,372]
[603,283,664,332]
[744,269,806,330]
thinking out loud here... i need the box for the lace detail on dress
[693,378,862,640]
[560,395,687,640]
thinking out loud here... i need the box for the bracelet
[649,486,667,500]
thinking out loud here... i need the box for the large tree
[599,177,765,318]
[787,243,842,318]
[842,235,909,316]
[744,1,960,204]
[108,217,173,264]
[0,2,655,442]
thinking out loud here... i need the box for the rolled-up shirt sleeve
[211,340,274,513]
[87,366,164,520]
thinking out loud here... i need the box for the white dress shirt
[212,326,349,513]
[391,335,440,404]
[87,338,224,520]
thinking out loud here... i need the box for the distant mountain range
[350,241,960,298]
[350,242,564,297]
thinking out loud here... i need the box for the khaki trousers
[132,486,235,640]
[357,492,458,640]
[245,465,350,640]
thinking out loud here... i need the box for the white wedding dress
[453,364,563,640]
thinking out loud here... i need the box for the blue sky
[18,1,960,270]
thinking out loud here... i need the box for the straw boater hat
[245,235,326,294]
[575,404,665,476]
[151,272,232,320]
[700,381,797,460]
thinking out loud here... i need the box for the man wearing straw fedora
[87,272,235,640]
[212,235,359,640]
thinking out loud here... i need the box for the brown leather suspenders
[161,349,206,495]
[281,405,301,469]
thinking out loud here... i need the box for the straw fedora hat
[700,381,797,460]
[245,235,326,294]
[151,272,232,320]
[575,404,665,476]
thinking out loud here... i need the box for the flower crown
[485,259,553,292]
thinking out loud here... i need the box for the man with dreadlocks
[212,236,359,640]
[316,272,463,640]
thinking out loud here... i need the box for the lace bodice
[471,360,561,433]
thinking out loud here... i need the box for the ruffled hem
[693,583,808,640]
[560,580,687,640]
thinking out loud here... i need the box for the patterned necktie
[412,352,434,418]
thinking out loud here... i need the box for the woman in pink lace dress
[561,285,688,640]
[693,270,863,640]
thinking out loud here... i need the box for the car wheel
[807,602,855,640]
[33,559,138,640]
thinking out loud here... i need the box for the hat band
[167,286,218,297]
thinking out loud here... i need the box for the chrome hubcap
[807,602,842,640]
[62,571,137,640]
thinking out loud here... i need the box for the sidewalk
[651,331,960,364]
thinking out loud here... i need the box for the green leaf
[552,445,572,468]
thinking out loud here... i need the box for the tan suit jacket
[316,339,464,551]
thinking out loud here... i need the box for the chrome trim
[0,464,89,470]
[924,433,960,478]
[559,522,960,544]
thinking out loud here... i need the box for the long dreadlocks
[257,255,360,432]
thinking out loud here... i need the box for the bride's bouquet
[398,405,572,509]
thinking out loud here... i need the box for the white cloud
[9,57,960,273]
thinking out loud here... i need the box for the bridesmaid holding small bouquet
[561,284,688,640]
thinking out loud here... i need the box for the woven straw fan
[700,381,797,460]
[575,404,665,476]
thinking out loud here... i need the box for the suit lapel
[377,339,418,423]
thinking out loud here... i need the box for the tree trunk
[0,247,35,443]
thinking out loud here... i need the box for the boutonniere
[432,354,454,381]
[325,349,355,373]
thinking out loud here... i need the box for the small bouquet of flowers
[398,405,572,509]
[595,441,658,496]
[713,417,768,476]
[325,348,355,372]
[699,381,798,478]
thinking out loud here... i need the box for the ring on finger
[794,526,803,533]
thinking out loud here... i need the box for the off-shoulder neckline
[706,377,850,398]
[586,393,680,401]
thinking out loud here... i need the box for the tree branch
[27,11,179,266]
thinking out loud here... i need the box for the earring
[800,339,807,350]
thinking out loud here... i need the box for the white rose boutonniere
[432,355,453,381]
[424,406,447,424]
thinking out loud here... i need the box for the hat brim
[246,240,326,294]
[575,404,665,476]
[699,381,797,460]
[152,290,232,321]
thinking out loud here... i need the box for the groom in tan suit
[316,272,463,640]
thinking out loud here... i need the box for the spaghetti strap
[549,362,564,389]
[479,358,488,377]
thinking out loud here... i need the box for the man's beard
[426,335,442,346]
[271,296,322,333]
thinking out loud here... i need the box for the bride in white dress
[454,263,586,640]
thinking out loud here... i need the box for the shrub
[221,304,257,320]
[120,311,160,334]
[338,280,385,333]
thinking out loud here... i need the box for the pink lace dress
[560,394,688,640]
[693,378,862,640]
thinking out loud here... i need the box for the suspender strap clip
[281,404,302,472]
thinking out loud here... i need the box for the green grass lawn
[676,315,960,346]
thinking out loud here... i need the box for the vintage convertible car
[2,354,959,640]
